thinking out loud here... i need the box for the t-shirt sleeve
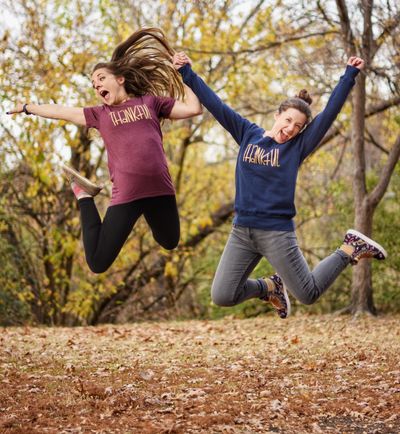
[83,106,101,129]
[150,96,176,119]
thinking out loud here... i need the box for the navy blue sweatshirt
[179,64,360,231]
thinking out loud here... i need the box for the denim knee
[297,293,318,305]
[211,284,236,307]
[290,284,320,305]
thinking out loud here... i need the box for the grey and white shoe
[343,229,387,265]
[62,163,103,197]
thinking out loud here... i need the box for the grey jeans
[211,225,351,306]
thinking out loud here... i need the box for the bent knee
[161,241,179,251]
[290,288,319,305]
[157,235,179,251]
[285,279,320,306]
[211,287,235,307]
[298,296,317,306]
[87,261,111,274]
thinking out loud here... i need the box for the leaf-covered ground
[1,314,399,433]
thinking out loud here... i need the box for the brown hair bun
[297,89,313,105]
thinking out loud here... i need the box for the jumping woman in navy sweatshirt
[173,53,387,318]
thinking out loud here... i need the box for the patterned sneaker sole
[62,164,103,197]
[268,275,291,319]
[347,229,388,259]
[280,285,291,319]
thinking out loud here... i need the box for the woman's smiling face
[91,68,127,105]
[272,108,307,143]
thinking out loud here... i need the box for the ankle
[76,193,92,200]
[264,277,276,292]
[71,181,92,200]
[340,243,355,257]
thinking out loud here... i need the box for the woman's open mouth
[100,90,110,100]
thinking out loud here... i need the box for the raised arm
[298,57,364,161]
[172,52,257,146]
[7,103,86,126]
[168,84,203,120]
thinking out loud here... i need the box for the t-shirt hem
[233,215,295,231]
[110,190,176,206]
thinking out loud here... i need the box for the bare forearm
[7,103,86,125]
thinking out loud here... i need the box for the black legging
[78,195,180,273]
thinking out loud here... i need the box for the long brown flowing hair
[92,27,184,100]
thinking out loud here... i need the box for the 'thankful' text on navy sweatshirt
[179,64,360,231]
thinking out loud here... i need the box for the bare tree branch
[365,127,389,154]
[239,0,266,33]
[317,0,336,27]
[335,0,357,54]
[178,31,339,55]
[310,95,400,154]
[330,138,348,179]
[370,66,400,94]
[371,11,400,58]
[369,133,400,208]
[365,95,400,116]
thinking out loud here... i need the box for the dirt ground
[0,314,399,433]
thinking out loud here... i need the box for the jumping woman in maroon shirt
[7,28,202,273]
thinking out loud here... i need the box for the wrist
[345,65,360,76]
[23,103,32,115]
[178,63,191,74]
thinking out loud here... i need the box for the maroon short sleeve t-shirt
[84,95,176,205]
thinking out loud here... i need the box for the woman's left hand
[347,56,365,70]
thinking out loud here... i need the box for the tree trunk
[349,58,377,315]
[351,260,375,315]
[351,199,376,315]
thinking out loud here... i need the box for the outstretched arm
[171,52,257,146]
[168,84,203,119]
[299,57,364,161]
[7,103,86,126]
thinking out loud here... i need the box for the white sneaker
[62,163,103,197]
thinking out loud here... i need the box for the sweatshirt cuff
[345,65,360,78]
[177,63,194,83]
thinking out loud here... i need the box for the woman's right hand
[6,103,25,115]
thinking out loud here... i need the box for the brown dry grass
[1,314,399,433]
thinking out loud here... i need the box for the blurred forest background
[0,0,399,326]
